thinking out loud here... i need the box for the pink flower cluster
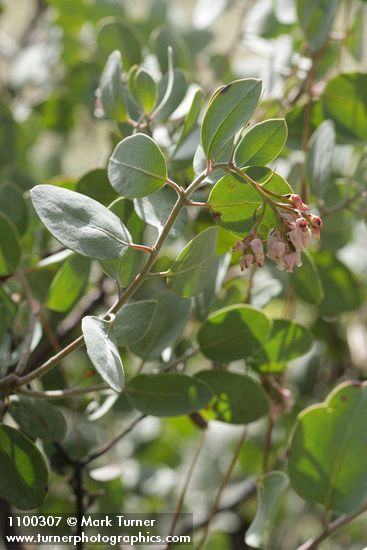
[233,194,323,273]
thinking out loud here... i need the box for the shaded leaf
[97,50,127,121]
[245,472,289,549]
[9,396,67,442]
[126,373,212,417]
[0,425,48,509]
[114,300,158,346]
[47,254,91,313]
[195,370,269,424]
[250,319,313,373]
[289,381,367,513]
[134,186,186,237]
[306,120,335,196]
[321,72,367,141]
[198,304,271,363]
[313,251,362,316]
[130,291,191,360]
[290,250,324,305]
[168,227,218,297]
[0,183,28,235]
[76,168,118,206]
[0,213,20,276]
[297,0,338,52]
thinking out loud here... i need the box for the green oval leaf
[31,185,132,260]
[82,315,125,392]
[130,291,191,360]
[0,425,48,509]
[114,300,158,346]
[208,169,292,238]
[250,319,313,373]
[108,134,167,198]
[245,472,289,549]
[201,78,262,161]
[97,50,128,122]
[289,381,367,513]
[195,370,269,424]
[126,373,212,417]
[47,254,91,312]
[168,227,218,297]
[0,213,20,276]
[133,68,158,114]
[235,119,288,167]
[198,304,271,363]
[9,396,67,442]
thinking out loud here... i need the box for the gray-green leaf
[82,315,125,392]
[235,119,288,167]
[108,134,167,198]
[201,79,262,161]
[31,185,132,260]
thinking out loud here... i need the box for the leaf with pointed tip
[201,79,262,161]
[114,300,158,346]
[126,373,212,417]
[289,382,367,513]
[235,119,288,167]
[82,315,125,392]
[195,370,269,424]
[0,425,48,509]
[198,304,271,363]
[98,50,128,122]
[133,68,158,114]
[245,472,289,549]
[31,185,132,260]
[9,396,67,442]
[168,227,218,297]
[108,134,167,198]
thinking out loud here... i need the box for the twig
[0,170,209,393]
[164,427,208,549]
[81,414,146,466]
[195,427,247,550]
[262,415,274,473]
[297,501,367,550]
[159,347,200,373]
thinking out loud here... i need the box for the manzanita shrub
[1,0,367,548]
